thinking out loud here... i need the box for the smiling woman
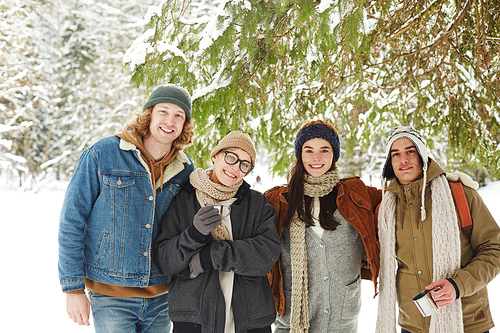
[265,120,383,333]
[301,138,334,178]
[154,131,280,333]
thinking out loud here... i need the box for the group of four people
[58,84,500,333]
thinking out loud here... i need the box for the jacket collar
[119,138,191,185]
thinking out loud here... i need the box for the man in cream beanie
[376,125,500,333]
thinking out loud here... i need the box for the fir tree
[125,0,500,180]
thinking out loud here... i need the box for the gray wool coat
[154,181,281,333]
[274,210,365,333]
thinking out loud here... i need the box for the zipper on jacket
[400,186,405,229]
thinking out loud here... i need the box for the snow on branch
[192,63,231,100]
[123,29,155,67]
[40,151,72,170]
[391,0,443,38]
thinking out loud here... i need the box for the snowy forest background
[1,0,500,332]
[1,0,499,190]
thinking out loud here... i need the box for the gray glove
[193,204,221,235]
[189,252,203,279]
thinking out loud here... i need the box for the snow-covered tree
[0,0,50,184]
[1,0,156,189]
[125,0,500,180]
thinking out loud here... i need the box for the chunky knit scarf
[189,168,242,241]
[376,174,463,333]
[289,169,340,332]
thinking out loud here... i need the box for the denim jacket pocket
[96,231,110,264]
[102,174,135,207]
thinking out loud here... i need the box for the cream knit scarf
[376,174,463,333]
[189,168,242,242]
[289,169,340,333]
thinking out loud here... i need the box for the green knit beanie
[143,84,192,120]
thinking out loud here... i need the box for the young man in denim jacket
[58,84,195,332]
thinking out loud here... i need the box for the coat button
[406,187,410,191]
[418,270,422,275]
[409,203,414,208]
[148,196,153,201]
[349,216,355,221]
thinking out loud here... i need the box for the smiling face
[390,137,424,185]
[301,138,334,178]
[144,103,186,156]
[211,148,251,187]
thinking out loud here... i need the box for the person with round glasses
[219,149,254,173]
[154,131,281,333]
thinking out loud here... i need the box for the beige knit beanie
[210,131,256,165]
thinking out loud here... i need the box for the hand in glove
[446,171,479,190]
[193,204,222,235]
[189,252,203,279]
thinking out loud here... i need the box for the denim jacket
[58,136,194,292]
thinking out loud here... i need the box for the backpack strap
[449,181,473,241]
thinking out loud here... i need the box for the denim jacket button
[148,196,153,201]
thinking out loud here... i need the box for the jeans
[89,291,171,333]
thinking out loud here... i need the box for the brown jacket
[265,177,382,316]
[388,159,500,333]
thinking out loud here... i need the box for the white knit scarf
[189,167,242,241]
[376,174,464,333]
[289,169,340,333]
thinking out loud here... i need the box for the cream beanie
[210,131,256,165]
[382,125,429,221]
[382,125,428,181]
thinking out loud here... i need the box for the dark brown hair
[284,149,340,230]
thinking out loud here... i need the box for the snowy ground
[2,169,499,332]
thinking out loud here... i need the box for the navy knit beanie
[143,84,192,120]
[294,121,340,162]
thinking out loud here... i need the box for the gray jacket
[154,181,280,333]
[275,210,364,332]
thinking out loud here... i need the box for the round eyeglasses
[220,150,254,173]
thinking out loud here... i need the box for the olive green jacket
[387,159,500,333]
